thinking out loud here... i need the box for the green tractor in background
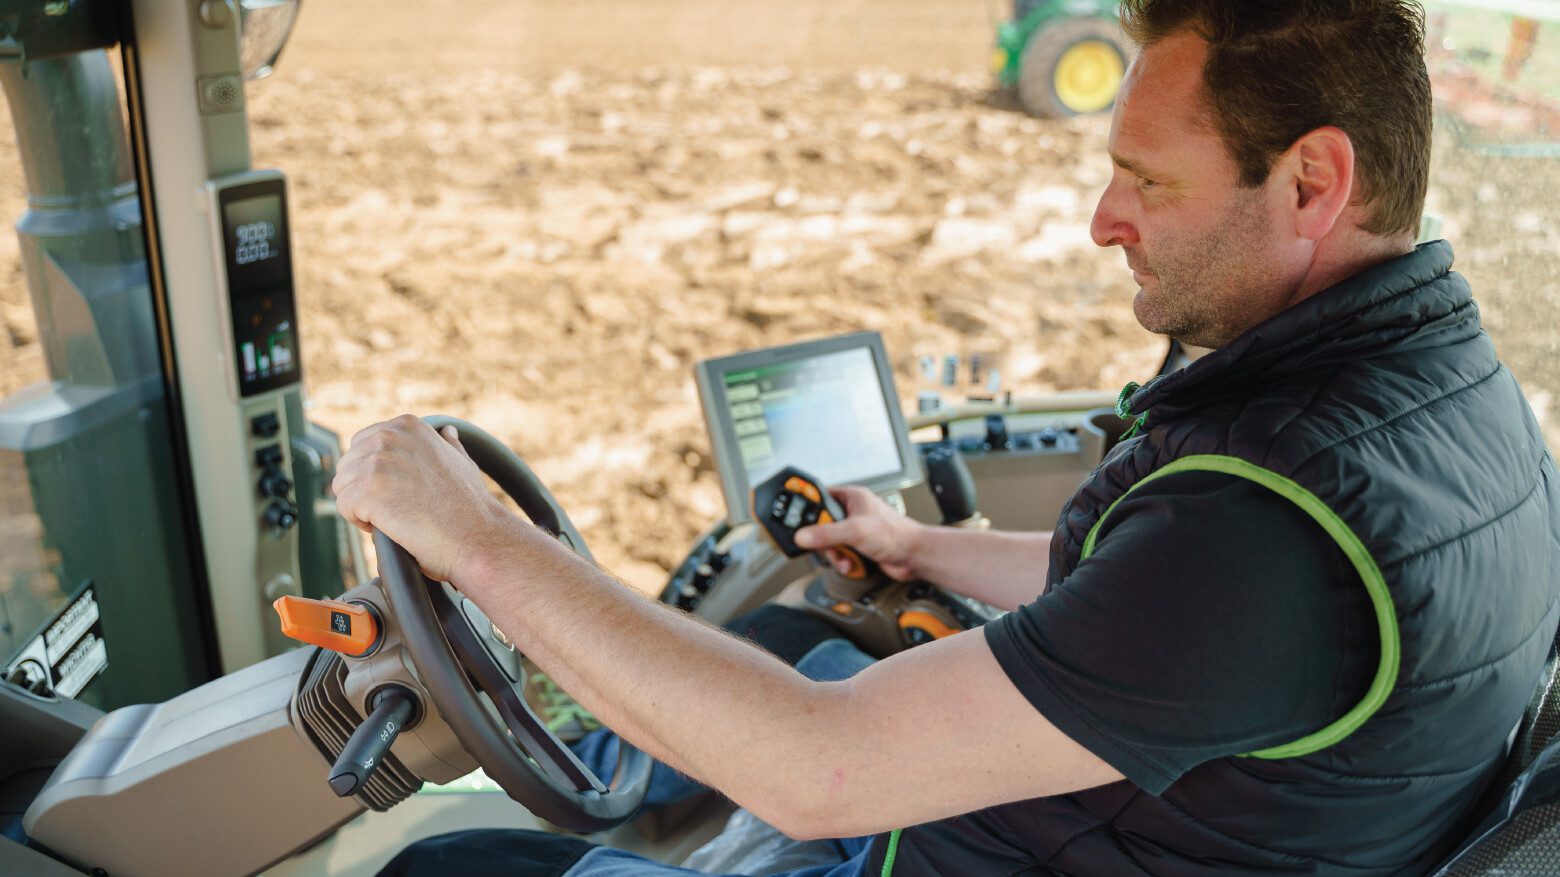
[994,0,1130,118]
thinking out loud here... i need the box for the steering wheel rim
[376,415,653,832]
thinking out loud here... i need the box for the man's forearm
[455,518,848,829]
[909,525,1052,611]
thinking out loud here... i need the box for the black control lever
[924,445,978,525]
[328,685,418,797]
[983,414,1010,451]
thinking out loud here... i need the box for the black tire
[1017,17,1129,119]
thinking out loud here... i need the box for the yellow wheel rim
[1053,40,1124,114]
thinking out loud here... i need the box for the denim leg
[790,639,876,683]
[562,843,870,877]
[570,638,877,810]
[571,728,709,809]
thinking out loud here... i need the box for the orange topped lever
[273,596,380,657]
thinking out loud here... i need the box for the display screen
[223,195,288,281]
[220,182,302,397]
[721,347,905,492]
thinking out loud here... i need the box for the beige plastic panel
[901,409,1126,533]
[0,836,83,876]
[129,0,304,673]
[24,648,362,877]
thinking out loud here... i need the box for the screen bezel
[696,332,924,524]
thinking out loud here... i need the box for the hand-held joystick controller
[751,467,881,583]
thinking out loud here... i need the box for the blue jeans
[380,637,879,877]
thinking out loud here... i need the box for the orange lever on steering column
[272,596,379,657]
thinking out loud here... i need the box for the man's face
[1090,30,1303,349]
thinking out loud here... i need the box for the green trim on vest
[881,827,902,876]
[1080,454,1400,759]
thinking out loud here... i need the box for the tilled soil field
[2,4,1557,593]
[242,67,1166,587]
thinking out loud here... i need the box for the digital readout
[234,220,278,266]
[222,194,286,274]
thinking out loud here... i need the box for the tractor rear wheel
[1017,17,1128,119]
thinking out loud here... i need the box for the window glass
[8,6,1556,608]
[1426,3,1560,440]
[183,2,1560,597]
[0,50,208,708]
[0,89,41,397]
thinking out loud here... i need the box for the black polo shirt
[986,468,1377,794]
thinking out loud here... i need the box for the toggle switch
[273,596,380,657]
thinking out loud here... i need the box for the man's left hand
[332,414,514,582]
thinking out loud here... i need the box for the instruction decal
[4,584,107,699]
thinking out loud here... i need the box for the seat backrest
[1431,619,1560,876]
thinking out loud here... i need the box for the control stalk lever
[923,446,979,525]
[328,685,417,797]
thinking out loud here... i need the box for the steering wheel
[374,416,653,832]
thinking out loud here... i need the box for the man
[338,1,1560,874]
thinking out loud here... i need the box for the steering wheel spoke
[426,577,606,793]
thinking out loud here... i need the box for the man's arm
[794,485,1052,611]
[461,517,1122,839]
[331,416,1121,839]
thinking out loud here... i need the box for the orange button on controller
[898,609,962,640]
[273,596,379,657]
[784,476,822,502]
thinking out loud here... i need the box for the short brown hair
[1119,0,1432,237]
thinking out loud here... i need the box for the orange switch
[898,609,961,641]
[273,596,379,657]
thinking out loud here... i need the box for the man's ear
[1282,125,1355,242]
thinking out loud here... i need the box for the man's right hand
[793,485,924,581]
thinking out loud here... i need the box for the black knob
[265,500,299,532]
[984,414,1010,451]
[258,466,293,499]
[924,446,978,525]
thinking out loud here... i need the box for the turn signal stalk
[328,686,418,797]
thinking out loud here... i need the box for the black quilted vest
[871,242,1560,875]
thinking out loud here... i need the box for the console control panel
[663,527,733,612]
[251,412,300,539]
[927,421,1080,458]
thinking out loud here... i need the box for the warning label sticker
[4,585,107,700]
[45,587,100,666]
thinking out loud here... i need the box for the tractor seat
[1432,619,1560,875]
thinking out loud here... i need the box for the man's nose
[1090,180,1138,248]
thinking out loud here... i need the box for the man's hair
[1119,0,1432,238]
